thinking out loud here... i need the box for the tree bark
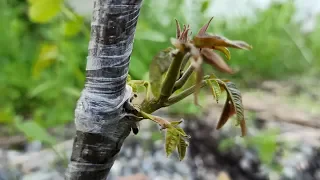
[65,0,143,179]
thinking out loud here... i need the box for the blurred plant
[126,17,252,160]
[219,128,281,172]
[0,0,88,139]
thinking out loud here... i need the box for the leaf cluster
[127,18,252,159]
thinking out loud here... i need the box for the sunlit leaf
[165,128,180,157]
[217,81,246,136]
[201,48,233,74]
[177,135,188,161]
[62,16,84,37]
[32,43,58,78]
[206,79,221,103]
[193,34,252,50]
[28,0,62,23]
[214,46,231,60]
[149,47,174,98]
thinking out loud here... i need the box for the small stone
[25,141,42,153]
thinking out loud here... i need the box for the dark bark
[65,0,143,179]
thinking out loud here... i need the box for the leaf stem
[159,51,185,101]
[173,65,194,91]
[180,53,191,71]
[166,81,207,106]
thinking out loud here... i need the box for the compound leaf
[217,81,246,136]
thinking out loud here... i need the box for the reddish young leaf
[175,19,181,39]
[180,24,190,41]
[201,48,234,74]
[197,17,214,36]
[216,97,236,129]
[193,35,252,50]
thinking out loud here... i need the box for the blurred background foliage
[0,0,319,169]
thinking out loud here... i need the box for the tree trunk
[65,0,143,179]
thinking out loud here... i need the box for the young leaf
[175,127,189,138]
[177,135,188,161]
[206,79,221,103]
[149,47,174,98]
[193,34,252,50]
[28,0,62,23]
[170,120,183,126]
[165,128,180,157]
[201,48,233,74]
[197,17,213,36]
[216,97,235,130]
[217,81,246,136]
[214,46,231,60]
[175,19,181,39]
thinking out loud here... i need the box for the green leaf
[216,81,246,136]
[200,1,210,13]
[135,30,167,42]
[14,119,56,145]
[28,0,62,23]
[177,135,188,161]
[28,81,58,98]
[170,120,183,126]
[247,129,278,164]
[206,79,221,103]
[165,128,180,157]
[62,87,81,98]
[149,47,174,98]
[175,127,189,137]
[62,16,84,37]
[32,43,58,78]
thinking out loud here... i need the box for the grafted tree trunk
[65,0,143,179]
